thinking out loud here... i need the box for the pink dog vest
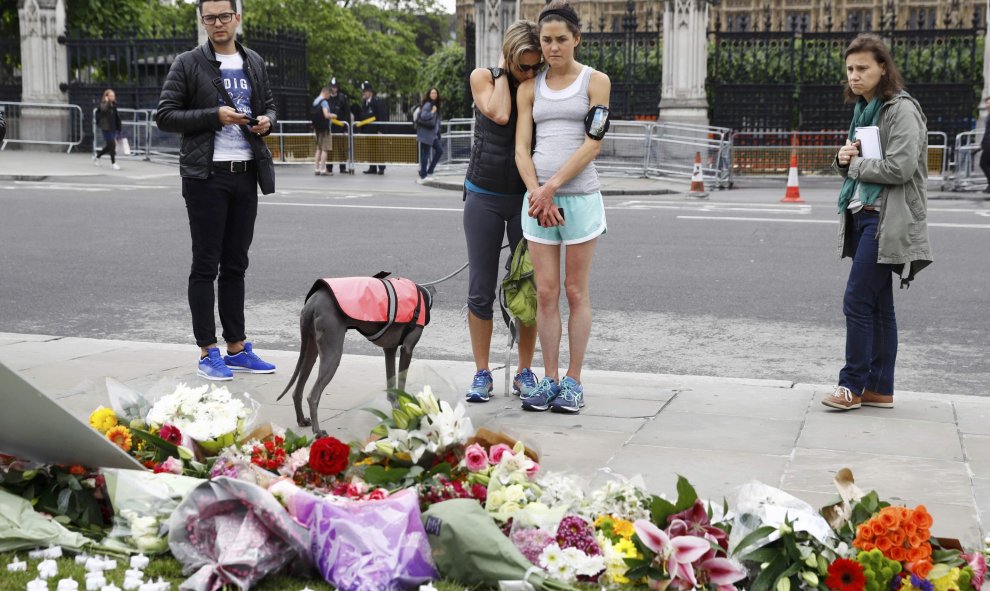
[307,276,430,341]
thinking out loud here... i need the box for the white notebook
[854,126,883,158]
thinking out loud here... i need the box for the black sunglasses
[516,62,542,73]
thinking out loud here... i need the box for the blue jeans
[419,137,443,179]
[839,210,897,396]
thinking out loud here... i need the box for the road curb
[422,179,680,196]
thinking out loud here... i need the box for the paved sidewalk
[1,331,987,549]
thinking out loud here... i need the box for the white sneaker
[93,157,101,167]
[416,177,428,185]
[111,163,121,170]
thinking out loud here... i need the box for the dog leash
[419,244,509,287]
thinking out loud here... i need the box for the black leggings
[96,131,116,164]
[980,147,990,185]
[463,188,525,320]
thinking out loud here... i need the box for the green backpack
[500,239,537,328]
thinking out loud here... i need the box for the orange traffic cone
[781,151,804,203]
[687,151,708,199]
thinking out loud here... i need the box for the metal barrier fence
[596,120,654,176]
[0,101,85,152]
[645,122,734,188]
[731,130,950,181]
[943,130,985,192]
[90,107,155,160]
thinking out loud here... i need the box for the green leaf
[750,553,790,591]
[734,525,778,556]
[362,407,391,421]
[362,465,409,486]
[57,488,72,515]
[673,475,699,510]
[649,494,677,527]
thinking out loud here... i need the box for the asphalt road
[1,169,988,395]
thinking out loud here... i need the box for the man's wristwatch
[488,67,505,83]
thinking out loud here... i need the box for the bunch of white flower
[578,479,652,522]
[486,442,542,522]
[538,543,606,583]
[146,383,254,442]
[365,386,474,465]
[535,472,586,511]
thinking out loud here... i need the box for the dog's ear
[373,271,391,279]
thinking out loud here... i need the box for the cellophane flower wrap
[486,441,542,522]
[145,383,258,455]
[273,480,437,591]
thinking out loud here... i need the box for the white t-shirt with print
[213,51,255,162]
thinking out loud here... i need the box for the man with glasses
[155,0,279,381]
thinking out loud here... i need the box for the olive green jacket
[834,91,933,287]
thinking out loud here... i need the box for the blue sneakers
[551,376,585,413]
[223,342,276,374]
[512,368,539,397]
[521,377,560,412]
[465,369,494,403]
[198,348,233,381]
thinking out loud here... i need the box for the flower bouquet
[145,383,258,456]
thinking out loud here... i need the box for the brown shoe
[822,386,861,410]
[861,389,894,408]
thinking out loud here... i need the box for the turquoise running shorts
[521,191,607,245]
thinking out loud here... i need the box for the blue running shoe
[198,347,233,381]
[512,368,539,397]
[223,342,276,374]
[465,369,493,403]
[521,377,559,412]
[551,376,585,413]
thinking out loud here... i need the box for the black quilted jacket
[155,41,277,181]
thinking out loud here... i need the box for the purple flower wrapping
[293,488,438,591]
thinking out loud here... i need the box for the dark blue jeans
[182,168,258,348]
[839,210,897,396]
[419,137,443,179]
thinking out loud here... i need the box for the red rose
[308,437,350,475]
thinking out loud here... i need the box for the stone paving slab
[800,411,965,461]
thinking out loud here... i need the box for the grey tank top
[532,65,600,195]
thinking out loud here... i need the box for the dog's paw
[297,417,312,427]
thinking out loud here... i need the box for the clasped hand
[837,140,860,167]
[528,184,562,227]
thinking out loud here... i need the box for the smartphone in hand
[246,116,260,126]
[558,208,565,222]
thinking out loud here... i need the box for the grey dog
[278,276,433,437]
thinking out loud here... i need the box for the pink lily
[635,519,710,587]
[699,556,747,588]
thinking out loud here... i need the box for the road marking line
[677,215,990,229]
[260,201,462,212]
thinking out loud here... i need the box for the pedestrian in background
[356,81,388,175]
[93,88,123,170]
[326,77,349,174]
[415,87,443,183]
[462,20,542,403]
[155,0,279,381]
[978,96,990,194]
[514,0,611,414]
[0,109,5,142]
[822,33,933,412]
[311,85,333,176]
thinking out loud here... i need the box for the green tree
[65,0,195,35]
[417,42,469,118]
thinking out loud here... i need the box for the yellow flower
[612,516,635,539]
[354,457,375,466]
[106,425,133,452]
[89,406,118,434]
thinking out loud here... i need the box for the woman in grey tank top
[513,0,611,414]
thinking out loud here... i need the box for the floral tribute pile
[1,382,988,591]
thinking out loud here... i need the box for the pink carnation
[464,443,489,472]
[154,456,183,475]
[489,443,513,464]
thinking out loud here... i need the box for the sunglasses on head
[516,62,542,73]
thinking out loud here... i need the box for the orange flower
[920,542,932,559]
[911,506,933,529]
[907,533,923,547]
[106,425,133,452]
[910,559,933,579]
[890,546,907,562]
[870,521,887,536]
[68,465,86,476]
[856,524,873,541]
[888,530,905,546]
[859,541,876,551]
[878,510,898,529]
[903,521,917,536]
[875,536,893,552]
[907,546,927,562]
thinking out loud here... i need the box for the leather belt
[213,160,254,173]
[862,205,880,212]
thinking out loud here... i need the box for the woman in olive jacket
[822,33,933,412]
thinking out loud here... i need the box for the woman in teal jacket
[822,33,933,412]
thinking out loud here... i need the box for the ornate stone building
[454,0,986,43]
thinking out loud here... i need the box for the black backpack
[311,101,330,132]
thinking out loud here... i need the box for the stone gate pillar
[474,0,519,69]
[658,0,709,126]
[18,0,67,103]
[981,7,989,124]
[197,0,243,47]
